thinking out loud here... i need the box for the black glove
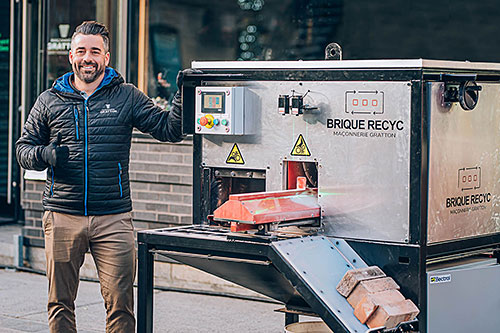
[42,133,69,167]
[170,91,182,119]
[176,68,202,89]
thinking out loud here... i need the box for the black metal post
[137,241,154,333]
[285,313,299,326]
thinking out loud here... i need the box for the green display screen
[201,92,225,113]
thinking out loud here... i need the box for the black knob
[459,81,482,111]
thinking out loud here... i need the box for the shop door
[0,0,14,222]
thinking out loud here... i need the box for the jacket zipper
[82,78,113,216]
[118,162,123,198]
[50,166,54,197]
[73,106,80,140]
[84,99,88,216]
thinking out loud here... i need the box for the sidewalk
[0,268,286,332]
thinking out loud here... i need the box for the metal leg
[285,313,299,326]
[137,241,154,333]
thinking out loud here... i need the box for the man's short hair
[72,21,110,52]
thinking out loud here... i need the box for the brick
[131,221,151,230]
[353,289,405,324]
[130,181,149,190]
[159,154,184,163]
[158,193,184,203]
[181,216,193,224]
[180,176,193,185]
[171,184,192,194]
[337,266,386,297]
[366,299,419,329]
[132,201,148,211]
[149,183,172,192]
[183,195,192,205]
[168,204,191,215]
[130,143,150,152]
[130,172,157,182]
[183,154,193,164]
[158,174,182,184]
[132,162,180,173]
[25,210,43,219]
[23,219,34,227]
[23,227,42,238]
[34,181,46,191]
[148,143,171,152]
[347,277,400,307]
[157,214,180,223]
[137,191,160,201]
[137,152,161,162]
[31,202,44,211]
[146,202,170,212]
[132,211,157,221]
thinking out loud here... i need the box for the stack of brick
[336,266,419,329]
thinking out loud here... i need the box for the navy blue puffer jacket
[16,68,183,216]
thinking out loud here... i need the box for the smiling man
[16,21,186,332]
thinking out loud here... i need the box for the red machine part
[213,188,320,232]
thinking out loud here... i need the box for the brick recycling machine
[137,55,500,333]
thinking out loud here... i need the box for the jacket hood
[52,67,121,94]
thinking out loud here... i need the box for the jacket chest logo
[99,104,118,114]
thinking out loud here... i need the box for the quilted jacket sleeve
[15,95,50,171]
[131,87,184,143]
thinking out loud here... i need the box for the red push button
[200,117,208,126]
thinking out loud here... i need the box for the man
[16,21,185,332]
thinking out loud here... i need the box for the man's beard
[73,62,105,84]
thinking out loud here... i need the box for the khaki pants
[42,211,136,333]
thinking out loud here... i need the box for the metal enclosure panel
[427,260,500,332]
[202,81,411,243]
[427,83,500,243]
[272,236,369,332]
[195,87,255,135]
[192,59,500,71]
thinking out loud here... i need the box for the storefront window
[44,0,121,89]
[0,1,9,202]
[142,0,342,106]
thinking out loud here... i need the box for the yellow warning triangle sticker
[226,143,245,164]
[291,134,311,156]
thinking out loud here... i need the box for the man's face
[69,34,110,84]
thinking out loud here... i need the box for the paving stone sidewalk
[0,269,286,332]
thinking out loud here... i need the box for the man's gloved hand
[176,68,202,89]
[42,133,69,167]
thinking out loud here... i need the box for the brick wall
[21,135,194,245]
[129,134,193,230]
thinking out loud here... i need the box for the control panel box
[195,86,255,135]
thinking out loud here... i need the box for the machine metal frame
[138,61,500,333]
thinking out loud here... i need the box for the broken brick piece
[336,266,386,297]
[366,299,420,329]
[347,277,400,308]
[353,289,405,324]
